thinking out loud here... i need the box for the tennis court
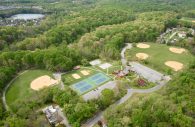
[71,73,110,94]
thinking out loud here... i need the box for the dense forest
[0,0,195,127]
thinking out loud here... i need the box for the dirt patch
[137,43,150,49]
[165,61,183,71]
[169,47,186,54]
[81,70,90,76]
[31,75,58,91]
[136,53,149,60]
[192,21,195,23]
[72,74,81,79]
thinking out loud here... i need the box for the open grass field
[180,17,195,23]
[6,70,53,108]
[62,68,98,86]
[126,43,194,74]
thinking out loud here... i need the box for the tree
[100,89,115,108]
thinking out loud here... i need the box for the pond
[10,14,45,20]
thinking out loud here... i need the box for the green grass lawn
[180,17,195,23]
[6,70,53,108]
[126,43,194,74]
[62,68,98,86]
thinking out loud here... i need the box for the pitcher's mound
[165,61,183,71]
[169,47,185,54]
[137,43,150,49]
[136,53,149,60]
[31,75,58,91]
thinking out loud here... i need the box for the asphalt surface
[129,62,171,84]
[82,81,117,101]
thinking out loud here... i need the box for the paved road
[53,74,72,127]
[2,70,28,111]
[82,43,171,127]
[56,106,72,127]
[121,43,132,66]
[53,73,65,90]
[84,76,170,127]
[81,112,103,127]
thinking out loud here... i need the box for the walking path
[53,73,65,90]
[53,73,72,127]
[82,43,171,127]
[121,43,132,66]
[56,106,72,127]
[2,70,28,111]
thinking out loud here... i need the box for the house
[43,105,63,127]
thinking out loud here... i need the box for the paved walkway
[53,73,65,90]
[56,106,72,127]
[121,43,132,66]
[2,70,28,111]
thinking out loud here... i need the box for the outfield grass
[126,43,194,74]
[6,70,53,108]
[180,17,195,23]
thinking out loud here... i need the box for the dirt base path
[136,53,149,60]
[169,47,185,54]
[165,61,183,71]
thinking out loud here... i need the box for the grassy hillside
[6,70,53,108]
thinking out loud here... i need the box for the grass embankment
[6,70,53,108]
[180,17,195,23]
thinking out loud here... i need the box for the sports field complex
[71,73,110,94]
